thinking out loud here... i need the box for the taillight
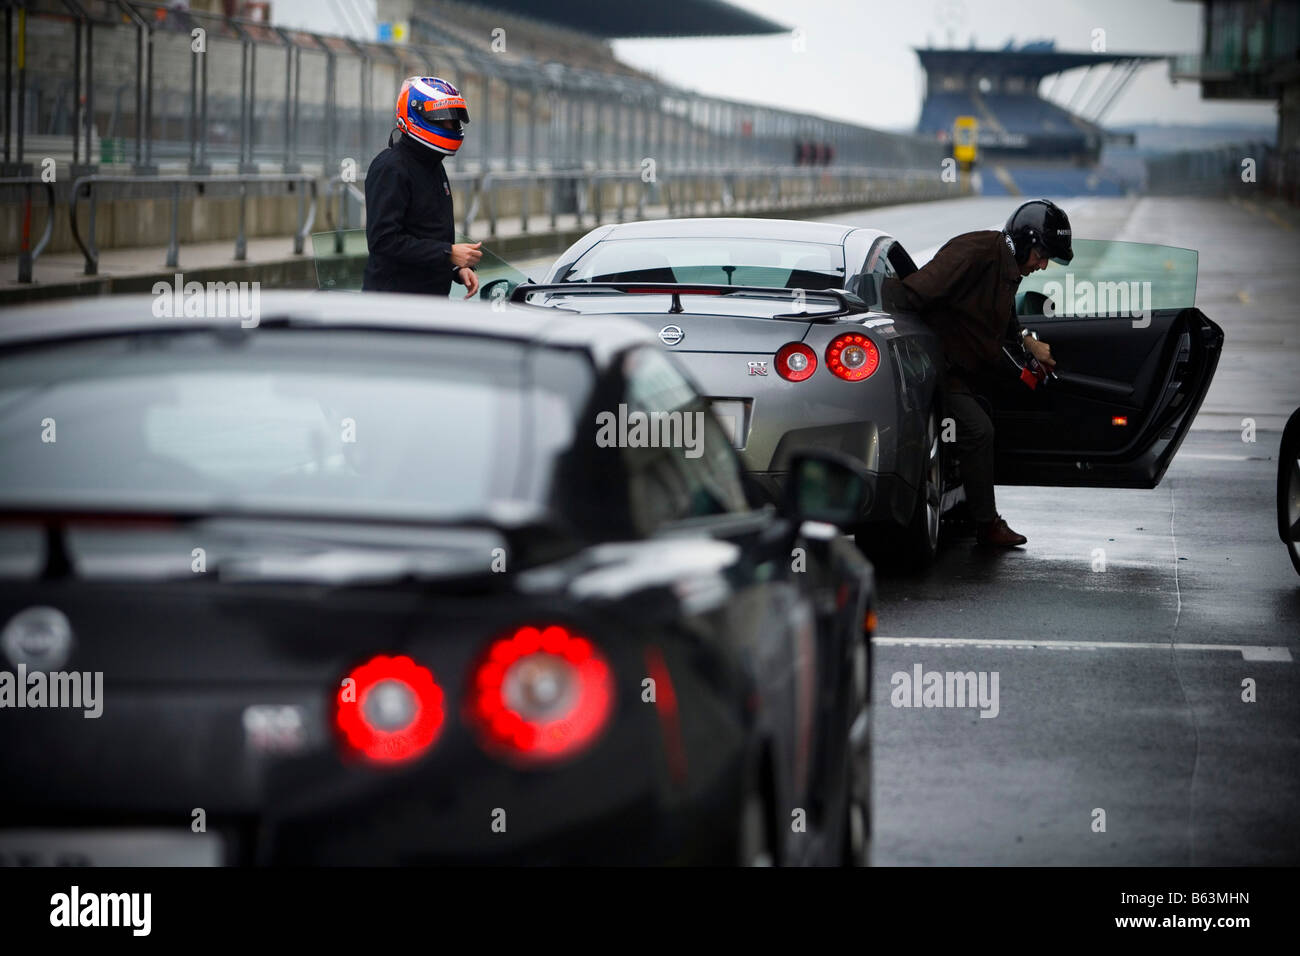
[825,332,880,381]
[468,625,613,764]
[336,655,445,764]
[775,342,818,382]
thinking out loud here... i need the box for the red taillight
[825,332,880,381]
[468,625,613,764]
[336,655,445,764]
[775,342,818,382]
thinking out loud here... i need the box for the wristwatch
[1020,328,1038,342]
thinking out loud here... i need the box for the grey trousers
[945,386,998,523]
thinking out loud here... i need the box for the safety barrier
[69,172,317,275]
[0,178,57,282]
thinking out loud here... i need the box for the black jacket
[362,132,463,295]
[882,230,1024,377]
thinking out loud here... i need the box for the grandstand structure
[915,41,1163,196]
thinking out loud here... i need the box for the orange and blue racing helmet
[395,76,470,156]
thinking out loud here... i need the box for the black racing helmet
[1004,199,1073,265]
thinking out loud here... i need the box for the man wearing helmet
[363,76,483,296]
[883,199,1072,548]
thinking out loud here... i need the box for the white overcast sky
[274,0,1277,131]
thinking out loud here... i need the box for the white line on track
[871,636,1293,662]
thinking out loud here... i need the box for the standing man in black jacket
[883,199,1072,548]
[363,76,482,296]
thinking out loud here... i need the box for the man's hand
[1026,337,1056,369]
[458,267,480,298]
[450,241,483,268]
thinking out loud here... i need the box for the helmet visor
[419,103,470,126]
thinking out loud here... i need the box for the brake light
[468,625,613,764]
[336,655,445,764]
[775,342,818,382]
[825,332,880,381]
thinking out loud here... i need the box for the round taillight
[468,625,613,764]
[336,655,445,764]
[826,332,880,381]
[775,342,818,382]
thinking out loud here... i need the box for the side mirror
[1017,290,1052,316]
[783,449,874,529]
[478,277,515,303]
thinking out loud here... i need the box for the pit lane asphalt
[842,195,1300,865]
[518,194,1300,865]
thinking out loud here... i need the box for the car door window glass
[620,349,750,534]
[1016,239,1198,318]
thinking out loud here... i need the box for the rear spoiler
[509,282,869,321]
[0,505,580,580]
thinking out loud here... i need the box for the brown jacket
[882,230,1023,380]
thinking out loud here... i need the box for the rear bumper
[747,469,917,528]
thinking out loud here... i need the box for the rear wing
[510,282,869,321]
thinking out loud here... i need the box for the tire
[1279,408,1300,577]
[841,638,871,867]
[738,788,775,867]
[856,410,942,572]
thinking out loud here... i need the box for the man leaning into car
[882,199,1072,548]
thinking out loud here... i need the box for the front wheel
[1279,407,1300,577]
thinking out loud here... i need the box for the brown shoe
[976,515,1027,547]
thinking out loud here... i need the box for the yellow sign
[953,115,978,168]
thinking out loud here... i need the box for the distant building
[1170,0,1300,156]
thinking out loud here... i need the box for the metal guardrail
[0,178,57,283]
[69,173,318,275]
[10,1,945,176]
[334,165,954,242]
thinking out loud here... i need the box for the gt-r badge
[748,361,768,376]
[659,325,685,346]
[2,606,74,671]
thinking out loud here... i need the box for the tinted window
[1017,239,1198,318]
[617,349,750,534]
[0,331,591,521]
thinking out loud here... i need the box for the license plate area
[0,829,224,866]
[708,398,752,449]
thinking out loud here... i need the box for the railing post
[166,180,180,268]
[235,180,247,261]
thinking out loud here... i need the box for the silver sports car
[507,217,1224,570]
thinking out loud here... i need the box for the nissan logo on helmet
[659,325,685,346]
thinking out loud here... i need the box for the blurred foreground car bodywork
[0,292,873,865]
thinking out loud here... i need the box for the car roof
[588,217,888,245]
[0,291,656,369]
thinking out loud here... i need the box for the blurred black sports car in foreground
[0,292,874,865]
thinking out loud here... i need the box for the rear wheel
[841,639,871,866]
[856,411,942,571]
[738,788,775,866]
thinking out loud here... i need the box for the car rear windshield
[0,330,592,522]
[557,237,847,290]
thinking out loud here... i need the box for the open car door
[311,228,532,301]
[986,239,1223,488]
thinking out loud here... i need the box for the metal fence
[3,0,945,177]
[1144,140,1285,198]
